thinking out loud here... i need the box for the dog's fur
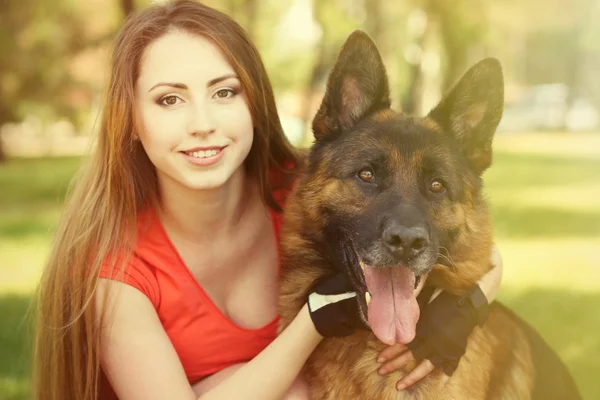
[278,31,581,400]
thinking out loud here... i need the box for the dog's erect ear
[312,30,391,140]
[428,58,504,173]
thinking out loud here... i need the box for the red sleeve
[99,253,160,307]
[272,185,292,210]
[270,162,297,210]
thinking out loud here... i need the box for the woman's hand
[376,289,483,391]
[377,343,448,391]
[375,244,503,391]
[307,231,368,338]
[307,271,365,337]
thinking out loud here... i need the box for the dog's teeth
[359,260,366,272]
[365,292,371,305]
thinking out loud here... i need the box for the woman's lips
[181,146,225,166]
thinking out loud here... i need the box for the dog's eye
[358,168,375,182]
[430,179,446,193]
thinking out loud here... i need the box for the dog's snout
[383,224,429,261]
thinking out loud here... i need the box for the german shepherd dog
[278,31,581,399]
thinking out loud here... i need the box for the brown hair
[32,1,299,399]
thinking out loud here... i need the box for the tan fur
[416,118,444,135]
[373,110,396,122]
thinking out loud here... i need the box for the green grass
[485,152,600,239]
[485,135,600,399]
[0,134,599,399]
[0,157,83,295]
[0,295,32,400]
[0,157,82,399]
[0,157,82,240]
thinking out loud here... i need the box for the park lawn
[0,156,84,399]
[1,133,599,399]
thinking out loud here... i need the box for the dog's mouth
[345,242,426,345]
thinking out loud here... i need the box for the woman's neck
[157,167,259,243]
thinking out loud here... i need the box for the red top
[99,185,291,383]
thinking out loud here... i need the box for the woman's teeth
[187,149,219,158]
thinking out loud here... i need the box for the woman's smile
[181,146,227,167]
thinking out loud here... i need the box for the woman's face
[135,30,254,191]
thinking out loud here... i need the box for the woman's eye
[430,179,446,194]
[214,89,235,99]
[159,95,182,106]
[357,168,375,182]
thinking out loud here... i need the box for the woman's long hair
[32,1,299,399]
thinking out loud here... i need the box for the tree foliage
[0,0,599,160]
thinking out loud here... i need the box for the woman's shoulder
[98,207,168,306]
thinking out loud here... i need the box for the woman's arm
[199,304,319,399]
[98,279,321,400]
[192,363,310,398]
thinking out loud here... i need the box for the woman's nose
[187,101,216,137]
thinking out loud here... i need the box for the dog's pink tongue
[364,265,419,345]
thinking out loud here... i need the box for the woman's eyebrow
[207,73,239,87]
[148,82,187,93]
[148,74,239,93]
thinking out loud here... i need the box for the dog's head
[302,31,503,345]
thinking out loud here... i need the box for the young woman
[32,1,503,399]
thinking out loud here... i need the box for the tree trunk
[0,96,10,162]
[434,0,485,91]
[299,0,336,145]
[401,9,430,115]
[298,38,330,145]
[402,60,424,115]
[120,0,134,17]
[438,10,468,91]
[244,0,258,40]
[364,0,384,46]
[0,133,6,162]
[364,0,403,108]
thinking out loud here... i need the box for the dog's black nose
[383,225,429,261]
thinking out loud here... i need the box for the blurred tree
[297,0,363,143]
[364,0,384,46]
[0,0,87,161]
[205,0,259,40]
[121,0,135,16]
[298,0,338,142]
[364,0,405,109]
[2,0,597,164]
[0,0,147,161]
[425,0,486,91]
[487,0,600,125]
[399,8,429,114]
[242,0,258,40]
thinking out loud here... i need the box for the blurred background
[1,0,599,398]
